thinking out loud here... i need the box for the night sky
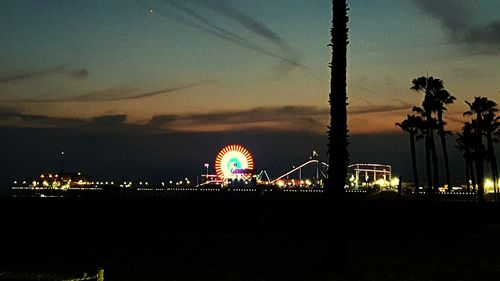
[1,0,500,190]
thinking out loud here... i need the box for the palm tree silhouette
[411,76,453,195]
[464,96,498,203]
[434,88,456,194]
[482,112,500,202]
[412,105,439,197]
[456,122,477,200]
[327,0,349,198]
[325,0,349,271]
[396,115,423,196]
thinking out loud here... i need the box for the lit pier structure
[196,145,397,191]
[347,163,396,190]
[11,144,399,196]
[12,172,99,190]
[270,158,329,188]
[199,146,329,189]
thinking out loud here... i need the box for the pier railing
[0,268,103,281]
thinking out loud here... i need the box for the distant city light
[485,178,494,191]
[391,177,400,187]
[374,178,389,187]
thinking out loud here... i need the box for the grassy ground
[0,196,499,280]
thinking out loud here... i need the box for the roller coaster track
[271,159,329,183]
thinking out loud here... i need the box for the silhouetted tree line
[397,77,499,203]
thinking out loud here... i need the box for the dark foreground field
[0,193,499,281]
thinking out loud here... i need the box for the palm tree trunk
[437,110,451,195]
[424,111,438,198]
[410,134,419,197]
[327,0,349,202]
[475,119,485,203]
[325,0,349,271]
[465,157,470,202]
[486,133,498,203]
[476,153,485,203]
[425,135,433,199]
[430,132,440,195]
[469,157,477,202]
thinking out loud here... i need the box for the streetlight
[204,163,209,181]
[60,151,65,174]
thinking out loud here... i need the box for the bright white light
[390,177,400,187]
[485,178,494,191]
[219,151,248,179]
[374,178,388,187]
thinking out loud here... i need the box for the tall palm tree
[482,112,500,202]
[411,77,454,195]
[396,115,423,196]
[412,106,439,197]
[327,0,349,198]
[456,122,476,200]
[464,97,498,203]
[411,77,441,193]
[325,0,349,271]
[434,88,456,194]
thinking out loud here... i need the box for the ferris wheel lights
[215,144,254,181]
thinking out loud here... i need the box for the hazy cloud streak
[73,83,204,102]
[136,0,312,74]
[0,66,89,85]
[0,83,203,103]
[161,0,302,67]
[349,104,411,115]
[192,0,287,48]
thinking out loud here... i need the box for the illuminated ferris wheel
[215,145,254,181]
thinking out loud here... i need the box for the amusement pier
[10,144,487,200]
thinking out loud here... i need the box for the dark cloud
[148,106,326,133]
[412,0,500,54]
[0,111,84,128]
[192,0,287,47]
[412,0,470,34]
[0,66,89,84]
[181,106,327,125]
[148,114,178,127]
[350,103,412,115]
[0,109,156,134]
[149,104,411,133]
[0,103,413,136]
[91,115,128,127]
[465,21,500,44]
[0,106,325,133]
[64,69,90,80]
